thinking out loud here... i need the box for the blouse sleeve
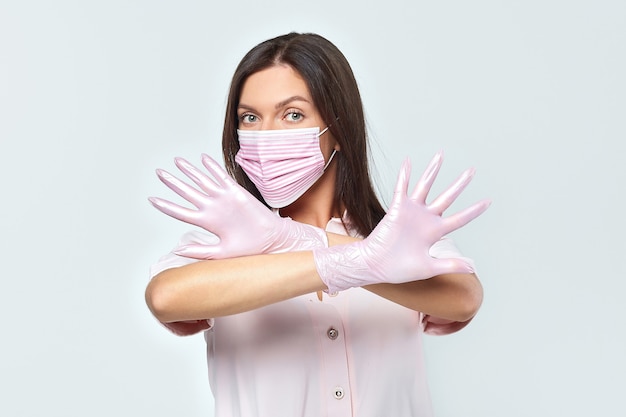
[421,237,478,336]
[148,230,218,336]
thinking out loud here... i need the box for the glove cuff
[312,242,371,293]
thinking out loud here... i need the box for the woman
[146,32,490,417]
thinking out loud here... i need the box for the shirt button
[327,328,339,340]
[333,386,344,400]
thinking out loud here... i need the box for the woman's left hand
[149,154,328,259]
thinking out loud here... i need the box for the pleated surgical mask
[235,126,336,208]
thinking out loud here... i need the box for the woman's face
[237,64,338,155]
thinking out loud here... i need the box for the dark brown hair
[222,32,385,236]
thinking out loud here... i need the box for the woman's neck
[278,167,341,228]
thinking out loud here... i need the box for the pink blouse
[149,216,477,417]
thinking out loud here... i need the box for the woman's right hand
[313,151,491,293]
[148,154,328,260]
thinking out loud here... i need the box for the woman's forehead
[239,65,312,108]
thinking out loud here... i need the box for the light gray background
[1,1,624,416]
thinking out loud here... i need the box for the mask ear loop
[317,126,331,136]
[323,149,337,171]
[319,116,340,170]
[317,116,340,137]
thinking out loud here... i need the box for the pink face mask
[235,126,336,208]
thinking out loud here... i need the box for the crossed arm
[146,232,482,325]
[146,151,488,327]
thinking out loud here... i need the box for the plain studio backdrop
[1,1,624,416]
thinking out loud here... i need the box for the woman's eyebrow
[238,95,311,112]
[237,103,255,112]
[275,95,311,109]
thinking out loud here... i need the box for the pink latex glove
[313,151,491,293]
[149,154,328,259]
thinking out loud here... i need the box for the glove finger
[201,154,236,189]
[148,196,202,225]
[440,199,491,235]
[428,257,475,276]
[173,243,222,260]
[428,167,475,215]
[389,158,411,208]
[156,169,206,208]
[410,150,443,203]
[174,157,220,195]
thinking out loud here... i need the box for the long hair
[222,32,385,236]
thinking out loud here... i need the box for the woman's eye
[240,114,258,123]
[285,111,303,122]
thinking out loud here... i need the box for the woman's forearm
[364,274,483,322]
[147,231,357,322]
[145,251,326,323]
